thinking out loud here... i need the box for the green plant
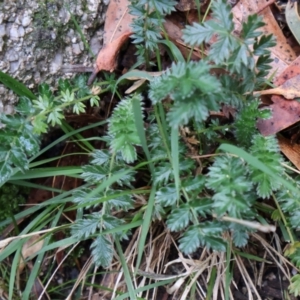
[0,73,115,187]
[2,0,300,298]
[68,0,300,296]
[0,184,29,224]
[129,0,177,64]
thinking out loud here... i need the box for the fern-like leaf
[149,61,222,127]
[206,156,255,217]
[249,135,284,198]
[234,100,270,149]
[179,221,226,254]
[71,213,101,239]
[166,204,191,231]
[91,235,114,267]
[155,184,179,206]
[108,95,142,163]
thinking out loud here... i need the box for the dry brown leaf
[89,0,134,83]
[95,32,131,72]
[232,0,296,80]
[277,134,300,170]
[257,95,300,136]
[185,136,200,145]
[18,235,44,273]
[257,56,300,136]
[274,55,300,86]
[254,74,300,99]
[125,79,146,94]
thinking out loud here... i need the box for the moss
[32,0,73,51]
[0,183,29,222]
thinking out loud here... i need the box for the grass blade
[136,186,156,270]
[115,238,137,300]
[171,127,180,199]
[0,71,35,100]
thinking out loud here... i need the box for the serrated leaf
[58,78,72,92]
[230,224,249,247]
[149,61,221,127]
[38,83,52,98]
[249,135,284,198]
[241,14,264,40]
[121,143,137,163]
[252,173,273,198]
[253,34,276,56]
[16,97,35,115]
[73,102,86,114]
[10,148,28,172]
[228,44,248,73]
[155,184,178,206]
[18,134,39,154]
[108,95,141,163]
[234,100,264,148]
[61,89,75,103]
[0,162,13,186]
[81,165,108,183]
[289,211,300,229]
[276,189,300,228]
[91,235,114,267]
[111,166,136,187]
[33,95,51,111]
[166,204,191,231]
[90,149,111,166]
[182,22,215,46]
[179,222,226,254]
[183,0,236,64]
[102,215,124,230]
[31,114,48,134]
[72,188,101,208]
[154,162,173,185]
[206,156,250,193]
[182,175,206,193]
[148,0,176,15]
[102,215,128,239]
[289,248,300,268]
[106,190,134,211]
[71,213,101,239]
[47,109,64,126]
[190,198,213,217]
[168,99,210,127]
[289,274,300,296]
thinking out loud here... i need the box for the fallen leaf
[124,71,163,94]
[285,0,300,45]
[125,79,147,94]
[275,55,300,86]
[89,0,135,84]
[0,236,14,251]
[257,56,300,136]
[277,134,300,170]
[257,95,300,136]
[254,74,300,99]
[94,32,132,72]
[18,235,44,273]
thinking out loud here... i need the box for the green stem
[272,192,294,243]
